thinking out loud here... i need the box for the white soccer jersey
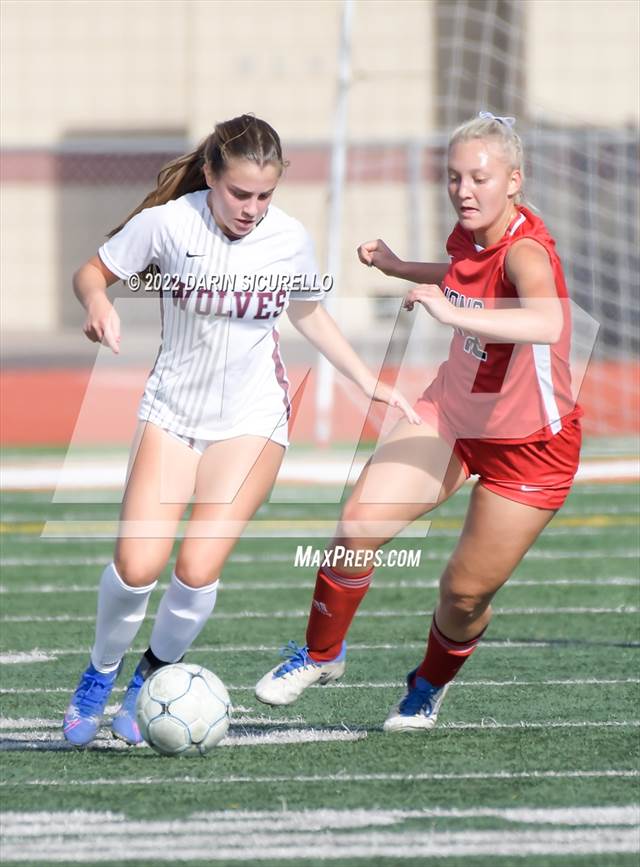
[98,190,323,446]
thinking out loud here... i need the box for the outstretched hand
[362,377,422,425]
[403,284,456,326]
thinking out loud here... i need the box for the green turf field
[0,475,639,865]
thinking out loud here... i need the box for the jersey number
[470,342,515,394]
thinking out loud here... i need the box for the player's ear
[508,168,522,199]
[203,163,215,188]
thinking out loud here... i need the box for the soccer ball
[136,663,231,757]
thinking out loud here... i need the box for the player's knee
[439,584,493,623]
[113,556,161,589]
[337,500,390,548]
[173,558,220,589]
[339,497,368,531]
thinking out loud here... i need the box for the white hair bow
[478,111,516,128]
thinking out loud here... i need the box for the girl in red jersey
[255,112,583,731]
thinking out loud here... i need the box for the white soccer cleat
[255,640,346,706]
[383,669,450,733]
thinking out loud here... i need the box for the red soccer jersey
[421,206,582,442]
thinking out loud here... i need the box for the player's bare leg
[113,433,284,744]
[436,483,556,640]
[175,434,285,587]
[384,483,556,732]
[146,435,286,676]
[333,417,468,564]
[255,419,467,705]
[64,422,197,746]
[114,421,200,583]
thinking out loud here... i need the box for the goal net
[339,0,639,442]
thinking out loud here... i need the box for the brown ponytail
[107,114,286,237]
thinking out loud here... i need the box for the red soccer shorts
[415,399,582,510]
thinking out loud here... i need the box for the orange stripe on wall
[1,368,142,445]
[1,361,638,446]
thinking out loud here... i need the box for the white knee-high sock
[149,573,219,663]
[90,563,157,673]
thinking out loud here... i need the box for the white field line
[0,502,636,522]
[1,548,638,560]
[0,651,57,664]
[2,639,639,665]
[0,712,308,731]
[572,484,639,494]
[1,479,635,499]
[3,492,638,514]
[439,721,640,730]
[1,829,638,861]
[2,480,638,502]
[452,527,637,537]
[1,606,637,625]
[2,456,638,488]
[574,458,639,481]
[1,576,638,594]
[2,522,637,540]
[561,503,639,515]
[3,804,638,829]
[2,769,638,788]
[2,677,640,697]
[4,809,640,867]
[0,557,108,566]
[224,729,367,746]
[0,728,366,750]
[2,718,638,735]
[2,540,640,567]
[4,549,639,562]
[1,678,639,695]
[17,526,640,543]
[1,484,635,510]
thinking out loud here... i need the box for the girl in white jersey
[255,113,582,732]
[63,114,420,747]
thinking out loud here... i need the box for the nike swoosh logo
[186,252,206,258]
[520,485,540,492]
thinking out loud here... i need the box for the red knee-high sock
[415,617,486,687]
[305,565,373,661]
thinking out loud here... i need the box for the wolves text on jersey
[443,285,488,362]
[172,281,288,319]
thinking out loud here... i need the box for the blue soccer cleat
[111,652,180,745]
[110,663,146,745]
[63,661,122,747]
[255,640,346,706]
[383,668,450,732]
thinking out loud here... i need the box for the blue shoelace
[275,641,313,676]
[75,673,114,715]
[399,681,440,716]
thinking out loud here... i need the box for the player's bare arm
[73,254,122,354]
[403,240,562,345]
[357,238,449,284]
[287,300,421,424]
